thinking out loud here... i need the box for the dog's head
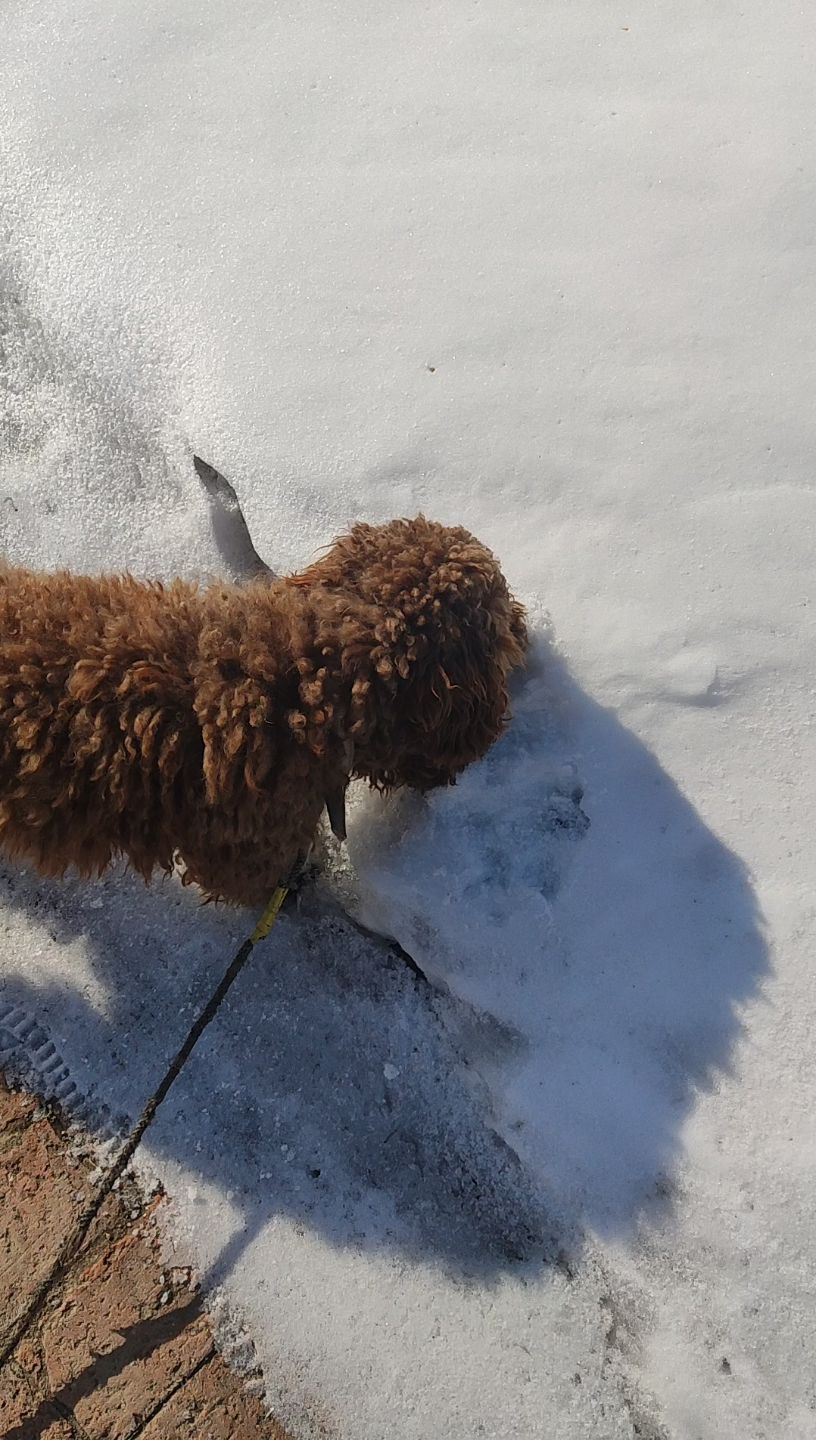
[296,516,527,791]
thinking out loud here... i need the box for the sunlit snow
[1,2,814,1436]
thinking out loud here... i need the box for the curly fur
[0,516,526,906]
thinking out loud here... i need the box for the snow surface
[1,0,816,1435]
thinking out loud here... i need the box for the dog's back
[0,568,203,881]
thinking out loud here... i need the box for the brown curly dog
[0,516,526,906]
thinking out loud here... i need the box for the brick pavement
[0,1077,293,1440]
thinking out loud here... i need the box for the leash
[0,855,304,1372]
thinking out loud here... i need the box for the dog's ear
[324,740,353,839]
[399,581,527,789]
[411,633,513,780]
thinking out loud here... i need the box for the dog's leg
[324,786,348,841]
[324,739,354,841]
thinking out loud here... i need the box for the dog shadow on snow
[0,641,768,1293]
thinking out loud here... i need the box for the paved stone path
[0,1077,292,1439]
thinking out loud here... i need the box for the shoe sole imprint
[0,1000,126,1135]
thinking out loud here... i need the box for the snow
[1,0,815,1435]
